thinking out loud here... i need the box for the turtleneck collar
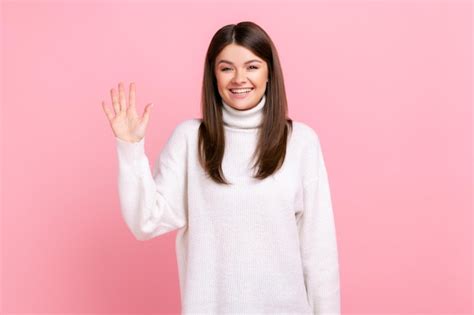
[221,94,266,129]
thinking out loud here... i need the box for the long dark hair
[198,21,293,185]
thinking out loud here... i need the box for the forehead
[216,44,264,64]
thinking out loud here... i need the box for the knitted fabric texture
[115,95,341,314]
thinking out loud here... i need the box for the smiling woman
[199,22,292,184]
[214,46,268,107]
[107,20,340,315]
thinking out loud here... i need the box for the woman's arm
[296,131,341,314]
[115,123,188,241]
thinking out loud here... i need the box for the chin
[225,91,263,106]
[226,97,260,110]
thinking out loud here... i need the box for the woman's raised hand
[102,82,154,143]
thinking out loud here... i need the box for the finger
[110,88,120,114]
[129,82,136,111]
[102,101,114,122]
[118,82,126,113]
[141,103,153,125]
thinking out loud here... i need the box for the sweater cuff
[115,136,146,165]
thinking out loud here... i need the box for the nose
[232,69,248,84]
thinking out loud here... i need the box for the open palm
[102,82,153,143]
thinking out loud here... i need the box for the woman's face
[214,43,269,111]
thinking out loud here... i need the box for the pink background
[1,0,472,314]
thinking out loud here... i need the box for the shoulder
[173,118,202,133]
[290,121,328,184]
[289,120,321,149]
[169,118,202,140]
[157,119,202,163]
[158,118,202,152]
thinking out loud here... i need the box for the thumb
[142,103,153,125]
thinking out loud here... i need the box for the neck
[221,95,266,129]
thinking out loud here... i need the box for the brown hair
[198,21,293,185]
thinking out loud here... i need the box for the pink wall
[1,0,471,314]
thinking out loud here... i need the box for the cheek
[252,72,267,85]
[215,74,228,87]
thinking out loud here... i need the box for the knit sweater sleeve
[115,123,188,241]
[296,130,341,314]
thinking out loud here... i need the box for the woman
[102,21,340,315]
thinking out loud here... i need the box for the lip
[228,87,254,99]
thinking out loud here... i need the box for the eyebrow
[217,59,262,65]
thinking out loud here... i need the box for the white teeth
[230,88,253,94]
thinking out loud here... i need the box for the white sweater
[115,95,341,314]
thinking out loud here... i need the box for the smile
[229,88,254,94]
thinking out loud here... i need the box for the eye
[220,65,260,72]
